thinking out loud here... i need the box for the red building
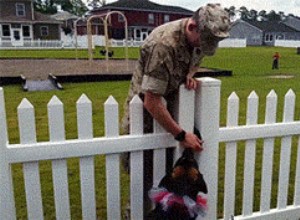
[80,0,193,40]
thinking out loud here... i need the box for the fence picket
[0,88,16,220]
[277,89,295,209]
[48,96,71,220]
[295,135,300,205]
[224,92,239,220]
[153,98,167,187]
[76,94,96,220]
[194,78,221,220]
[104,96,121,220]
[174,85,195,161]
[242,91,258,216]
[260,90,277,213]
[129,95,144,219]
[18,99,43,220]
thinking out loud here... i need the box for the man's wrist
[174,130,186,142]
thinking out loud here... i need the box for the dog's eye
[187,168,199,181]
[172,166,185,179]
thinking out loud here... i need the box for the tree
[225,6,236,21]
[266,10,281,21]
[257,10,268,21]
[33,0,88,16]
[225,6,245,22]
[71,0,88,16]
[34,0,57,14]
[227,6,289,22]
[87,0,107,9]
[239,6,250,21]
[249,9,258,21]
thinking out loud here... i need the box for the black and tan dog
[147,142,208,220]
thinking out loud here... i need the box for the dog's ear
[198,173,208,194]
[193,127,202,140]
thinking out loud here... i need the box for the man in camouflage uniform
[121,3,231,217]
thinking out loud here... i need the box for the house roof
[247,20,300,32]
[0,12,62,24]
[231,20,262,32]
[51,11,79,21]
[92,0,193,15]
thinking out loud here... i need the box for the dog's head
[148,128,208,219]
[159,149,208,200]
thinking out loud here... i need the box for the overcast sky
[102,0,300,16]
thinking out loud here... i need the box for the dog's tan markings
[188,168,199,181]
[172,166,185,179]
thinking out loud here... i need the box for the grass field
[1,46,300,218]
[0,46,140,59]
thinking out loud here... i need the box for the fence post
[0,88,16,220]
[174,85,195,161]
[194,77,221,220]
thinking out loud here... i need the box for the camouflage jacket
[122,18,207,134]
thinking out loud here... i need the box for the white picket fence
[0,40,64,49]
[0,35,246,49]
[110,38,246,48]
[0,77,300,220]
[275,40,300,48]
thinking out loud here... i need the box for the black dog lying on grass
[146,145,208,220]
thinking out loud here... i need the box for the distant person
[272,52,280,69]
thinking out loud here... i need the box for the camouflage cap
[196,3,231,38]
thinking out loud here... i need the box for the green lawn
[0,46,139,59]
[1,46,300,218]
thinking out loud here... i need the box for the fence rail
[2,37,300,49]
[0,35,247,49]
[0,40,64,49]
[0,78,300,219]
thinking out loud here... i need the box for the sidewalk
[0,59,137,80]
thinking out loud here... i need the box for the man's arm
[143,91,203,151]
[186,66,199,90]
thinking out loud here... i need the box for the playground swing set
[73,11,129,72]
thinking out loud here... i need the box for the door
[11,29,23,46]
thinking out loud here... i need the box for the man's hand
[186,66,199,90]
[185,77,199,90]
[144,92,203,152]
[181,132,203,152]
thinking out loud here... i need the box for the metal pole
[87,18,93,66]
[104,17,109,72]
[74,19,78,60]
[124,16,129,71]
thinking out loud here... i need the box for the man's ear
[187,22,198,32]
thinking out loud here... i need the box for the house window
[164,15,170,23]
[265,34,273,42]
[22,26,30,37]
[40,26,49,36]
[16,3,25,17]
[148,13,154,24]
[2,25,11,36]
[136,29,141,38]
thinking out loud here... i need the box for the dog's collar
[149,187,208,218]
